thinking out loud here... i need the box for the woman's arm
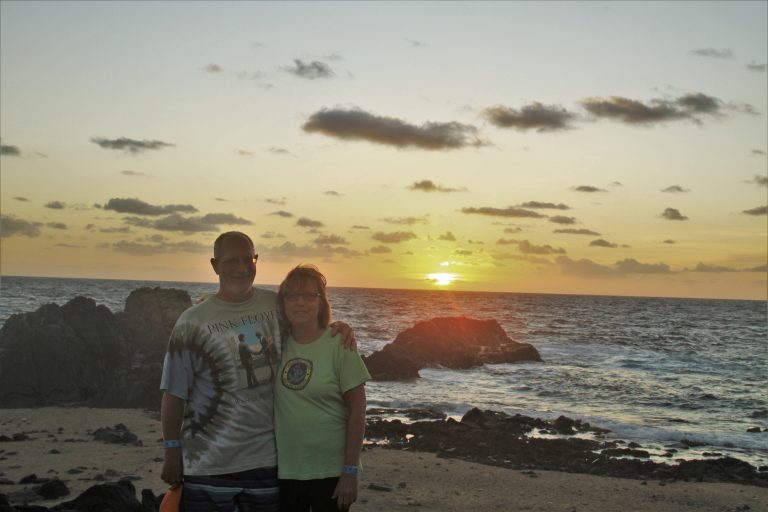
[332,384,366,510]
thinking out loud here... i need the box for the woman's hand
[330,321,356,350]
[332,473,358,510]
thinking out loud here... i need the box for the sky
[1,1,766,300]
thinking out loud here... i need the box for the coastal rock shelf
[0,288,191,409]
[366,407,768,487]
[362,316,542,380]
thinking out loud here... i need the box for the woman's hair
[277,264,332,332]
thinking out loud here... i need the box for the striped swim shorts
[182,466,279,512]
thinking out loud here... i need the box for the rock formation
[362,316,542,380]
[0,288,191,409]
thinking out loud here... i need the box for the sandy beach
[1,407,766,511]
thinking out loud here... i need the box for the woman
[275,264,370,512]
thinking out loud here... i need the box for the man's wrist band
[162,439,181,449]
[343,465,360,475]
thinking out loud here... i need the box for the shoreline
[1,407,767,511]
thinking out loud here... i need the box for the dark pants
[279,478,343,512]
[182,467,279,512]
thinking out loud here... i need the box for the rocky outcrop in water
[362,317,542,380]
[0,288,191,409]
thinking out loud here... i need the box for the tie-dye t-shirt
[160,288,282,476]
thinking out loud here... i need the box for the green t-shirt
[275,327,371,479]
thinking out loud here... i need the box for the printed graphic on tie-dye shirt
[232,321,279,388]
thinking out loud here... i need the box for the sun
[426,273,457,286]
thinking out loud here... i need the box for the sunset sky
[1,1,766,300]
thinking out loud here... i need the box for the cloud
[260,231,285,239]
[13,197,29,202]
[121,170,148,177]
[369,245,392,254]
[266,198,287,205]
[314,234,349,245]
[408,180,466,193]
[556,256,671,278]
[372,231,418,243]
[351,225,370,230]
[691,48,733,58]
[113,239,210,255]
[749,174,767,187]
[46,222,67,230]
[554,228,601,236]
[518,240,565,255]
[302,108,486,150]
[125,212,250,233]
[663,239,676,244]
[499,238,565,255]
[266,241,362,259]
[590,239,618,248]
[573,185,606,193]
[482,102,575,132]
[285,59,335,79]
[324,190,342,196]
[87,224,132,234]
[268,147,291,155]
[200,213,251,225]
[269,210,294,218]
[504,227,522,234]
[437,231,456,241]
[747,264,768,272]
[461,206,544,218]
[103,198,198,216]
[520,201,570,210]
[753,149,767,156]
[45,201,66,210]
[614,258,671,274]
[746,61,767,72]
[382,216,428,225]
[406,38,428,48]
[742,205,767,216]
[0,215,43,237]
[690,262,739,273]
[549,215,577,225]
[661,208,689,221]
[91,137,175,153]
[203,63,223,73]
[662,185,689,193]
[296,217,324,228]
[236,150,253,157]
[1,143,21,156]
[580,93,724,125]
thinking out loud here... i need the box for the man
[160,231,354,511]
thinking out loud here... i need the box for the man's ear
[210,258,220,275]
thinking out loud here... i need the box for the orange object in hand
[159,486,182,512]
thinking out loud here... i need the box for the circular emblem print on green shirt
[281,358,313,390]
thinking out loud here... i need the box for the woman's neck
[291,323,325,344]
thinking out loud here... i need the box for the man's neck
[215,287,255,303]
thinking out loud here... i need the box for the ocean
[1,275,766,468]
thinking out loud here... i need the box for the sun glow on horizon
[426,273,458,286]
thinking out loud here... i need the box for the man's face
[211,235,257,303]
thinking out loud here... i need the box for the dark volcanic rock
[365,407,768,487]
[38,479,69,500]
[362,317,542,380]
[53,480,143,512]
[93,424,140,445]
[0,288,191,409]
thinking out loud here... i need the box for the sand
[1,408,766,511]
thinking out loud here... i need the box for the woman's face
[282,280,322,329]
